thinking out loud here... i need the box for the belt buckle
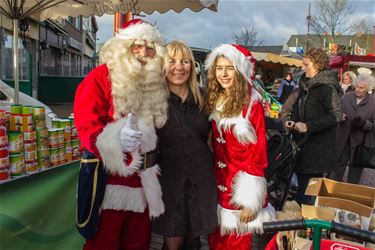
[142,153,148,171]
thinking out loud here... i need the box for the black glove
[351,116,365,130]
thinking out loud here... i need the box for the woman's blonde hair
[342,71,357,85]
[205,56,249,117]
[165,40,204,110]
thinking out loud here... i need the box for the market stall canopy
[0,0,218,20]
[252,52,302,68]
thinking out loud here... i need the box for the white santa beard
[111,55,168,126]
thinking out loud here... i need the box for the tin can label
[8,132,24,153]
[10,154,25,176]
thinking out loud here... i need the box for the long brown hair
[205,56,249,117]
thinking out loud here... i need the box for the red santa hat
[205,44,256,85]
[115,18,164,45]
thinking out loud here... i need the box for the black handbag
[76,150,107,239]
[353,145,375,169]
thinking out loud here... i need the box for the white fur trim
[140,165,165,218]
[102,185,147,213]
[96,118,141,177]
[137,118,158,153]
[230,171,267,215]
[218,204,275,235]
[209,108,257,145]
[205,44,255,84]
[116,22,164,44]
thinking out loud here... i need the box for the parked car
[0,80,57,128]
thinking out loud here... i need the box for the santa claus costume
[74,19,169,250]
[205,44,275,250]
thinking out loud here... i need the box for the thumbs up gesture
[120,113,142,152]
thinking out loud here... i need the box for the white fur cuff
[218,204,275,235]
[96,118,142,177]
[140,165,165,219]
[230,171,267,214]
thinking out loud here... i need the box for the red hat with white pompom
[205,44,256,85]
[115,19,164,45]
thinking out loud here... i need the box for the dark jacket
[153,91,217,236]
[291,70,341,174]
[336,92,375,162]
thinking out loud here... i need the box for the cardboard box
[301,204,336,221]
[305,178,375,208]
[305,178,375,230]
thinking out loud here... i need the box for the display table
[0,161,84,250]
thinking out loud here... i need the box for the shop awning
[252,52,302,67]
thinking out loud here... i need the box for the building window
[40,47,63,76]
[1,34,29,80]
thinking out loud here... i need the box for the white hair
[99,37,169,128]
[354,73,375,91]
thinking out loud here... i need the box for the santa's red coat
[74,64,164,218]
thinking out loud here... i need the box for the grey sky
[96,0,375,50]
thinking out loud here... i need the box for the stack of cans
[36,128,50,170]
[8,131,25,177]
[0,125,9,182]
[69,114,81,160]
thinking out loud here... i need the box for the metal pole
[13,18,19,104]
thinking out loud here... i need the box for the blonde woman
[340,71,356,95]
[152,41,217,250]
[205,44,275,250]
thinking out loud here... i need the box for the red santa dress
[205,44,275,250]
[74,63,164,250]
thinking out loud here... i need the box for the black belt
[140,149,158,171]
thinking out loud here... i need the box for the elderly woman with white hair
[331,73,375,184]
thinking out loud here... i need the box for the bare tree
[311,0,365,43]
[232,25,265,48]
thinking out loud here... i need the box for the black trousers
[330,143,364,184]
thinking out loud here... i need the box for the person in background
[331,74,375,184]
[340,71,356,95]
[285,48,341,205]
[357,67,374,95]
[277,73,297,104]
[74,19,168,250]
[205,44,275,250]
[152,40,217,250]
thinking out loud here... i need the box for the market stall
[0,160,83,250]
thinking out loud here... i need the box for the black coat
[291,70,341,174]
[153,91,217,236]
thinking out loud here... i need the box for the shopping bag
[76,150,106,239]
[352,145,375,169]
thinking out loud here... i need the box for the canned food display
[37,148,50,170]
[48,129,59,148]
[20,114,33,125]
[0,167,10,181]
[0,126,7,147]
[21,106,33,115]
[52,119,60,129]
[11,105,22,114]
[9,154,25,176]
[25,161,38,173]
[0,110,6,122]
[25,150,37,162]
[58,119,71,142]
[50,148,59,166]
[8,132,24,154]
[23,131,36,142]
[58,147,65,164]
[24,142,37,152]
